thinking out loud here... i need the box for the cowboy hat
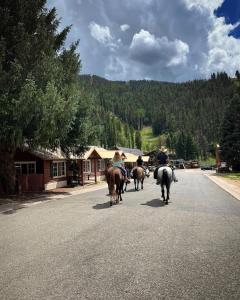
[160,146,167,153]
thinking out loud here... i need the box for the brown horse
[132,167,145,191]
[105,167,124,206]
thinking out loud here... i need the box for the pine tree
[235,70,240,80]
[0,1,86,193]
[220,94,240,171]
[135,131,142,150]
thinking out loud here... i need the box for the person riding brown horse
[106,166,124,206]
[105,152,125,206]
[132,166,145,191]
[111,152,130,183]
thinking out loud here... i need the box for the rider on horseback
[136,156,145,169]
[112,152,130,183]
[154,147,178,184]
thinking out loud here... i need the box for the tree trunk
[0,149,16,195]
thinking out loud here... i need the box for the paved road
[1,170,240,300]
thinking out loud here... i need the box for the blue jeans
[118,166,127,177]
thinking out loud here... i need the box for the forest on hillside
[80,72,236,159]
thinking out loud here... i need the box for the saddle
[154,164,168,179]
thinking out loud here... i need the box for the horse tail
[162,168,169,186]
[132,168,137,179]
[109,172,116,197]
[115,172,121,193]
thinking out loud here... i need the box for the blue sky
[47,0,240,82]
[215,0,240,38]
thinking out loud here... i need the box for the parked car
[190,160,200,168]
[201,165,215,170]
[169,159,185,169]
[217,166,230,173]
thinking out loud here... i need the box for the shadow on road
[1,204,26,215]
[141,198,165,207]
[125,188,143,193]
[93,201,111,210]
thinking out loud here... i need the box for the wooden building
[14,146,149,193]
[14,148,72,192]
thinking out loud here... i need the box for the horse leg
[121,183,124,194]
[161,186,165,202]
[116,185,119,204]
[141,178,144,190]
[119,189,123,202]
[110,194,113,206]
[120,181,124,201]
[166,185,170,204]
[134,179,137,190]
[124,182,127,192]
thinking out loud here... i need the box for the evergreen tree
[175,132,186,159]
[135,131,142,150]
[220,94,240,171]
[0,1,89,193]
[185,134,198,160]
[175,132,198,160]
[235,70,240,80]
[80,69,235,160]
[130,127,135,148]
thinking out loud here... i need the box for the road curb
[0,183,107,214]
[206,174,240,201]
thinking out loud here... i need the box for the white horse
[157,166,173,204]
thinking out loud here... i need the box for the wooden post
[94,159,97,183]
[216,144,221,171]
[80,160,84,186]
[77,160,84,186]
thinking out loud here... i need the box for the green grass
[141,127,162,151]
[199,157,216,166]
[221,173,240,180]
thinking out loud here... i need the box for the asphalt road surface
[1,170,240,300]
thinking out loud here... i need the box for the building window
[52,161,66,178]
[28,163,36,174]
[83,160,91,173]
[15,162,36,175]
[97,159,105,171]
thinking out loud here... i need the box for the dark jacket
[136,158,144,166]
[157,151,168,165]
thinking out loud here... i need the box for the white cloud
[204,17,240,76]
[120,24,130,32]
[183,0,240,78]
[48,0,240,82]
[167,40,189,66]
[130,29,189,67]
[88,22,113,44]
[183,0,224,12]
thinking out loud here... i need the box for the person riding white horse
[154,146,178,184]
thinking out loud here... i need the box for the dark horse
[132,166,145,191]
[122,168,130,193]
[105,167,124,206]
[157,166,173,204]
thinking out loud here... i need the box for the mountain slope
[80,73,236,156]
